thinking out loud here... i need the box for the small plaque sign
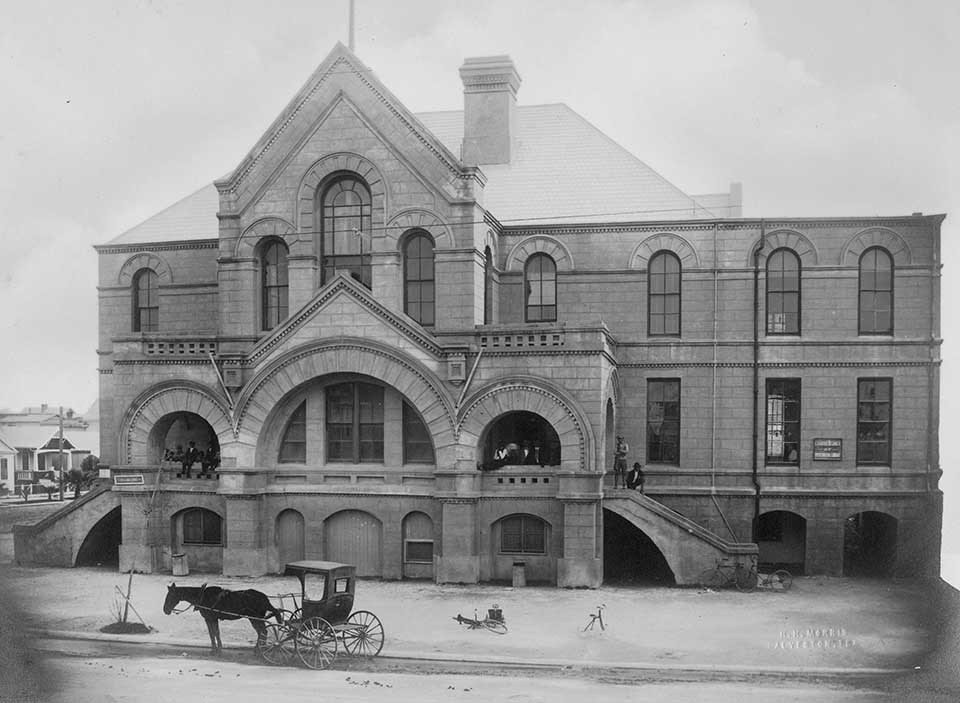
[812,438,842,461]
[114,474,145,485]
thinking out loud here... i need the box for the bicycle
[453,606,508,634]
[582,604,606,631]
[696,558,758,592]
[754,567,793,592]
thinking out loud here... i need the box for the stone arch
[386,209,453,249]
[752,229,819,267]
[457,378,593,471]
[235,217,299,258]
[295,152,387,235]
[483,230,499,266]
[841,227,912,266]
[234,338,456,452]
[630,233,699,270]
[601,369,621,471]
[119,382,234,465]
[505,236,574,272]
[117,252,173,286]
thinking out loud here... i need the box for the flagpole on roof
[349,0,355,52]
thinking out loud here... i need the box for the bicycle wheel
[770,570,793,592]
[696,568,724,588]
[484,619,508,635]
[341,610,385,656]
[295,617,337,669]
[735,567,758,592]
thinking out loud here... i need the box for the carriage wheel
[341,610,384,657]
[259,624,296,666]
[275,608,297,625]
[295,617,337,669]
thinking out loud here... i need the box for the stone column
[436,498,479,583]
[557,498,602,587]
[218,466,266,576]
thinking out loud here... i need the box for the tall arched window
[648,251,680,336]
[326,382,384,463]
[320,175,372,288]
[261,239,289,330]
[766,249,800,334]
[132,268,159,332]
[859,247,893,334]
[524,253,556,322]
[278,401,306,463]
[403,232,435,326]
[484,246,493,325]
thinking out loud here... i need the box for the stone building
[83,45,941,585]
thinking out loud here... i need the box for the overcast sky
[1,0,958,574]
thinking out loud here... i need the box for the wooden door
[276,509,305,570]
[324,510,382,576]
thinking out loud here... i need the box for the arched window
[403,232,435,326]
[181,508,222,545]
[326,382,384,463]
[320,175,372,288]
[859,247,893,334]
[484,246,493,325]
[499,514,547,555]
[766,249,800,334]
[278,401,306,463]
[524,253,556,322]
[132,268,159,332]
[261,239,289,330]
[403,401,435,464]
[648,251,680,336]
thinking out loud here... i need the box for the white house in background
[0,425,99,495]
[0,434,15,494]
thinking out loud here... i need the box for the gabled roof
[0,434,15,455]
[418,104,718,224]
[100,52,727,246]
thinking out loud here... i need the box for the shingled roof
[104,98,730,245]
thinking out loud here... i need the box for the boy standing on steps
[613,436,629,488]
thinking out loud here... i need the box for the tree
[65,455,100,499]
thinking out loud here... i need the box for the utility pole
[58,406,64,501]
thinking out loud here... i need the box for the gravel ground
[4,566,940,672]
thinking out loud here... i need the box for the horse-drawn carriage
[163,560,384,669]
[259,561,384,668]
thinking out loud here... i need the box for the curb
[31,629,913,678]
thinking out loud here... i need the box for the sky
[1,0,958,577]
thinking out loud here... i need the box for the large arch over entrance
[603,509,675,585]
[120,383,233,465]
[458,378,593,471]
[234,339,455,457]
[75,506,121,568]
[844,511,898,577]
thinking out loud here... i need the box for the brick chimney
[459,56,521,166]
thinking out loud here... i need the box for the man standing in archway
[614,436,628,488]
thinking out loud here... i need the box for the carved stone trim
[630,233,699,270]
[385,209,453,249]
[505,236,574,272]
[96,240,218,255]
[748,229,819,267]
[117,252,174,286]
[841,227,913,266]
[295,152,387,237]
[235,217,298,259]
[121,383,234,464]
[457,379,591,471]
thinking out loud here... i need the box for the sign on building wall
[812,438,842,461]
[114,474,145,485]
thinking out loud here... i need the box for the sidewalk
[3,566,945,675]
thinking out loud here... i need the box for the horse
[163,582,281,655]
